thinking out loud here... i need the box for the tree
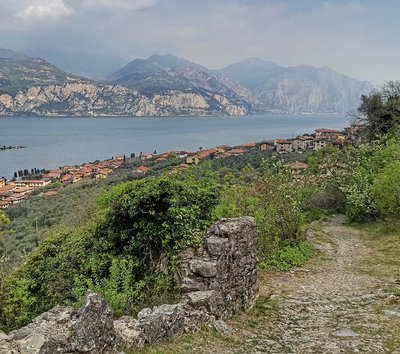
[0,211,10,241]
[357,81,400,139]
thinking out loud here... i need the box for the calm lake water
[0,114,350,179]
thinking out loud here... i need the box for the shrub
[214,163,305,261]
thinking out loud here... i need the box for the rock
[206,236,229,256]
[185,290,224,315]
[211,320,236,334]
[331,328,359,337]
[67,291,116,353]
[181,277,206,292]
[189,260,218,278]
[10,306,78,353]
[383,309,400,317]
[0,339,20,354]
[114,317,144,348]
[9,292,116,353]
[138,304,186,345]
[0,332,8,342]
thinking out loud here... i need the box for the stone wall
[0,217,258,354]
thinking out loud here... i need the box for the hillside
[107,53,209,81]
[218,59,372,114]
[107,53,372,115]
[0,51,253,116]
[0,48,83,96]
[0,49,372,116]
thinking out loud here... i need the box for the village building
[186,156,200,165]
[240,143,256,148]
[0,183,16,196]
[259,142,275,151]
[274,139,293,154]
[0,200,10,208]
[0,178,5,188]
[14,180,51,189]
[42,170,62,180]
[95,169,112,179]
[135,166,150,173]
[140,153,153,161]
[297,135,315,150]
[62,165,76,172]
[314,137,329,151]
[61,174,75,185]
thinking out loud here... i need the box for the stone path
[244,215,400,354]
[134,215,400,354]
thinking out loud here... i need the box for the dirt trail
[245,215,400,354]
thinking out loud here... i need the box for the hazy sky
[0,0,399,84]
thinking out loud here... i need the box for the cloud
[16,0,72,22]
[80,0,158,10]
[0,0,399,84]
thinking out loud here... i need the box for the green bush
[0,168,220,331]
[214,163,306,261]
[372,161,400,222]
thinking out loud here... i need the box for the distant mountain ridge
[0,48,372,116]
[0,47,84,96]
[107,53,372,114]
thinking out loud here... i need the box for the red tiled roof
[136,166,150,172]
[275,139,292,144]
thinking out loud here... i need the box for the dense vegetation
[1,81,400,332]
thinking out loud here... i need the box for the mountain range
[0,48,372,117]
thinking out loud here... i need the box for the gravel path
[246,215,400,354]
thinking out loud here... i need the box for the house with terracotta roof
[140,153,153,161]
[61,174,75,185]
[186,156,200,165]
[274,139,293,154]
[0,200,10,208]
[297,135,315,150]
[0,183,16,196]
[135,166,150,173]
[95,169,112,179]
[259,142,275,151]
[62,165,76,172]
[14,180,51,189]
[240,143,256,148]
[314,137,330,151]
[42,170,62,180]
[0,178,5,188]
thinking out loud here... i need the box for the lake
[0,114,350,179]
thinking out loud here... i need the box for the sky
[0,0,399,84]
